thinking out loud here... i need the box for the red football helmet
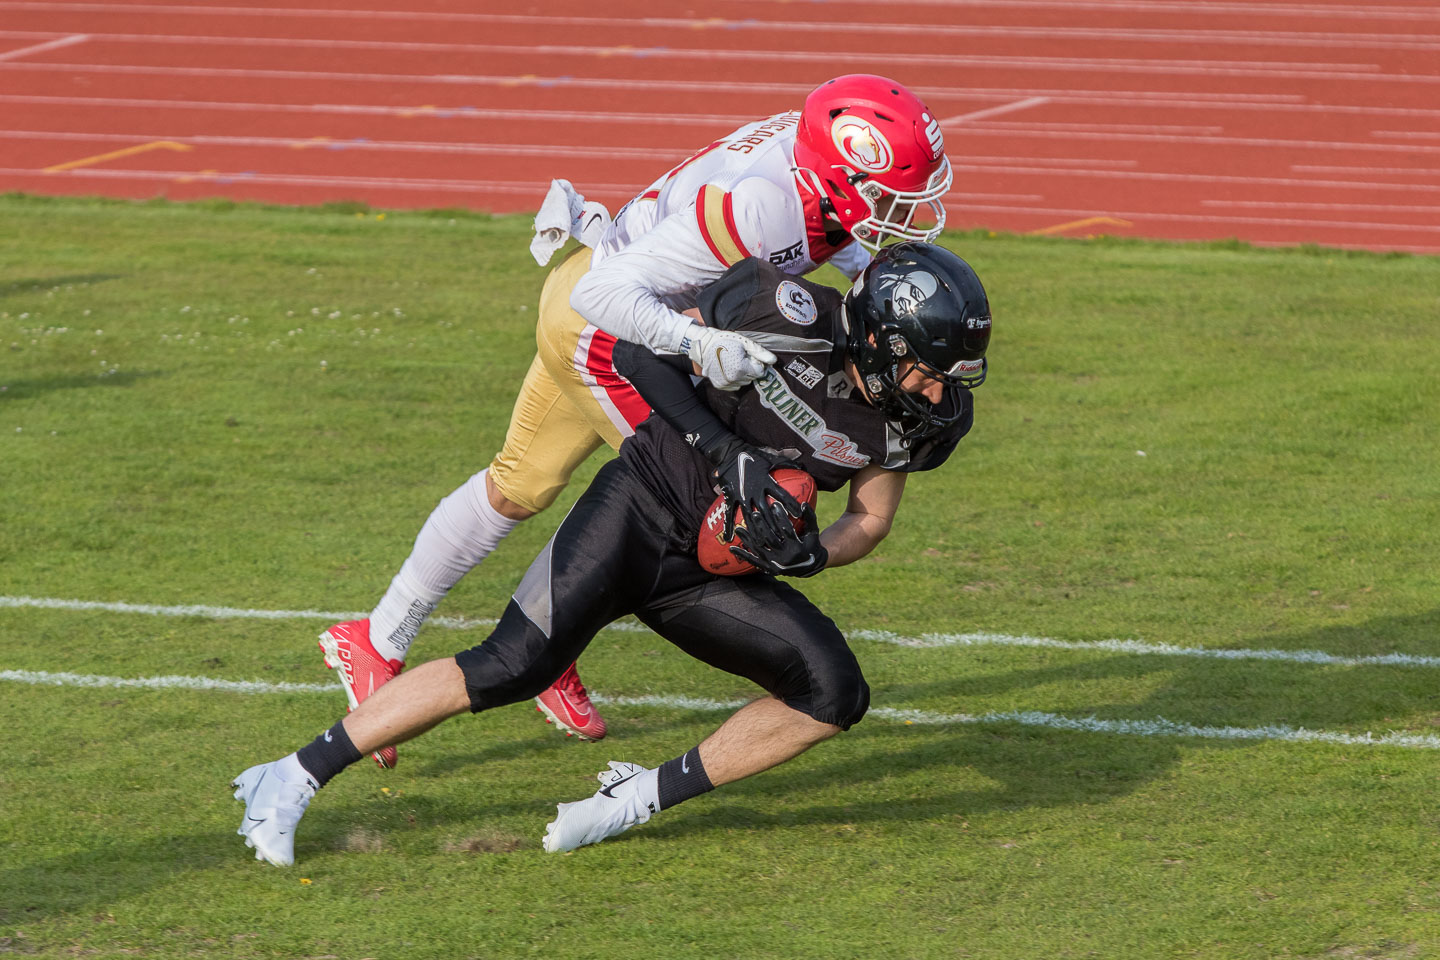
[792,75,951,251]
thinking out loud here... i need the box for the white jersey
[570,112,872,356]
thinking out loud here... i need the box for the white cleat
[231,760,317,867]
[542,761,657,853]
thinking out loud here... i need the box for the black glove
[731,498,829,578]
[708,440,803,541]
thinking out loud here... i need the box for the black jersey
[620,258,973,533]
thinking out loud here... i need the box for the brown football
[696,467,819,576]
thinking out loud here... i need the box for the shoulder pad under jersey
[693,177,801,270]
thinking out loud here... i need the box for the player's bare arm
[819,465,905,568]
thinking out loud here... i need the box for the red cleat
[535,662,607,741]
[317,619,402,769]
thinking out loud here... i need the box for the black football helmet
[842,241,990,442]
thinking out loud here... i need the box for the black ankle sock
[295,721,363,788]
[656,747,714,811]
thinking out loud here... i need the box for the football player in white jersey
[315,74,953,765]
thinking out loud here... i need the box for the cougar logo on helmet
[830,116,893,174]
[876,270,939,316]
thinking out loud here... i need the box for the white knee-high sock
[368,468,521,663]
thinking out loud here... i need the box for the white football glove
[683,324,776,391]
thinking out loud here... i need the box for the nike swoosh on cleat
[558,693,592,727]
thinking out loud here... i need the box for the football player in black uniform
[231,242,991,865]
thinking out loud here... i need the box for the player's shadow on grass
[0,273,124,298]
[883,608,1440,734]
[642,608,1440,842]
[0,830,249,927]
[0,370,163,399]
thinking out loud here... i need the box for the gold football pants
[488,247,630,514]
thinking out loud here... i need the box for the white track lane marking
[0,167,1031,208]
[3,669,1438,750]
[14,92,1440,123]
[1,0,1436,24]
[24,122,1408,152]
[2,59,1432,87]
[954,200,1440,236]
[7,23,1432,52]
[1371,131,1440,140]
[3,595,1438,669]
[0,32,85,60]
[940,162,1440,194]
[8,163,1435,206]
[651,0,1440,19]
[943,96,1051,125]
[941,126,1440,156]
[9,34,1399,75]
[0,94,758,125]
[1293,164,1440,175]
[0,127,1200,162]
[1202,199,1440,213]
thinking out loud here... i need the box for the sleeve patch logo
[830,116,893,175]
[775,280,818,326]
[785,357,825,390]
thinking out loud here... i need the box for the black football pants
[453,457,870,729]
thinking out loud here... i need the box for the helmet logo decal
[830,116,893,174]
[775,280,818,326]
[876,269,939,316]
[921,112,944,159]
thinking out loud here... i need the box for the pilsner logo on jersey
[755,369,869,467]
[775,281,817,326]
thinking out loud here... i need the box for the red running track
[1,0,1438,254]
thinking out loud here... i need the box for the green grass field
[2,193,1438,959]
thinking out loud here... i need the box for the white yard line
[3,594,1437,669]
[4,669,1437,750]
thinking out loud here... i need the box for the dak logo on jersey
[768,241,804,267]
[775,280,817,326]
